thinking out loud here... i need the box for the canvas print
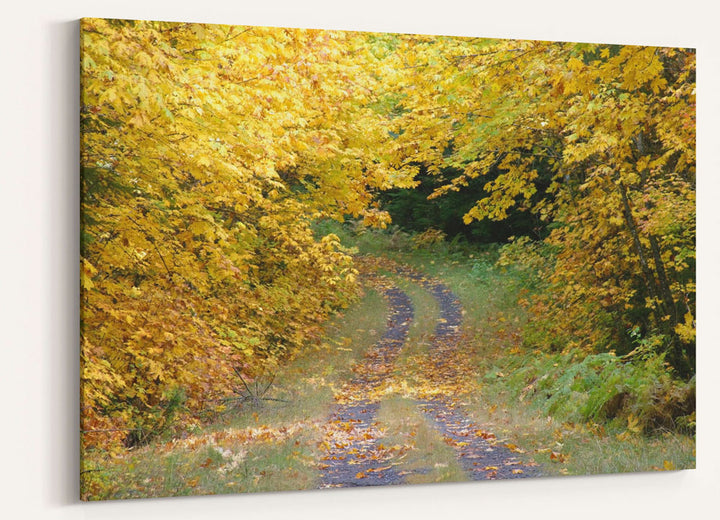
[80,18,696,500]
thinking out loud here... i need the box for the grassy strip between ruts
[376,396,466,484]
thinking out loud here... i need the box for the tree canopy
[385,37,695,373]
[80,19,695,449]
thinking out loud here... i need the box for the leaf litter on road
[317,256,540,488]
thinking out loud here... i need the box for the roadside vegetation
[82,289,389,499]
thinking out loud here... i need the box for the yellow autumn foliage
[388,38,695,372]
[80,19,412,448]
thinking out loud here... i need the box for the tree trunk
[618,182,664,318]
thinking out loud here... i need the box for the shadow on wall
[45,19,81,506]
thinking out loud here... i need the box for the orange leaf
[550,451,567,463]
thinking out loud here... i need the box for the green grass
[83,426,320,499]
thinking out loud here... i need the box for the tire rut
[318,262,540,488]
[318,283,414,488]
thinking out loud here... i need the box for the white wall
[1,1,717,518]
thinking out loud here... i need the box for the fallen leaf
[627,414,641,433]
[550,451,567,463]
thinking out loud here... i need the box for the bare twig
[228,367,284,409]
